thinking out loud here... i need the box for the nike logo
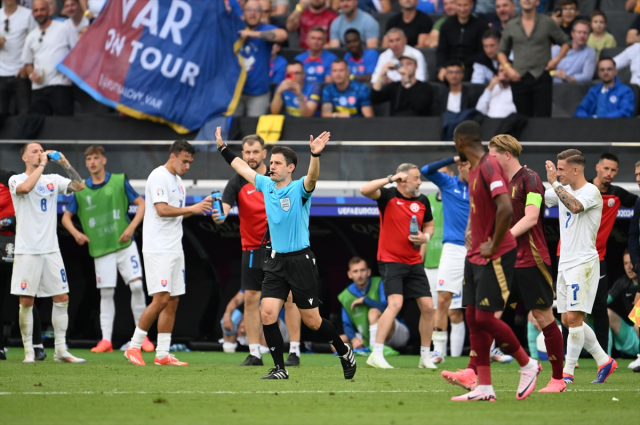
[62,286,67,289]
[270,347,275,351]
[570,302,579,306]
[599,275,606,279]
[247,190,256,194]
[454,189,461,193]
[172,188,178,192]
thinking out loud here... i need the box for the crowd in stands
[1,0,640,125]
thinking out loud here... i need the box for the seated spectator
[470,29,500,84]
[295,27,337,84]
[371,52,434,116]
[627,14,640,46]
[551,20,596,83]
[286,0,338,50]
[574,58,635,118]
[383,0,433,48]
[0,0,37,116]
[62,0,88,34]
[270,60,322,117]
[552,0,585,39]
[321,59,374,117]
[329,0,380,48]
[344,29,379,82]
[270,0,288,15]
[424,0,456,48]
[437,59,481,114]
[371,28,427,83]
[587,11,616,59]
[489,0,517,32]
[607,250,639,360]
[614,42,640,85]
[358,0,392,13]
[436,0,489,81]
[21,0,78,116]
[475,63,517,118]
[269,43,287,84]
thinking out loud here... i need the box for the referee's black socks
[262,322,285,369]
[317,319,348,356]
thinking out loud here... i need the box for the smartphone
[285,72,294,81]
[389,64,401,70]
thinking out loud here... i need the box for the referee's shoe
[261,365,289,379]
[340,344,357,379]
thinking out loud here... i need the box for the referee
[215,127,356,380]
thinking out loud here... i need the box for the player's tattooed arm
[58,153,85,192]
[259,31,276,41]
[553,185,584,214]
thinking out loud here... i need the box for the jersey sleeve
[375,187,395,209]
[66,194,79,214]
[341,307,357,340]
[421,196,434,223]
[615,186,638,208]
[607,277,624,301]
[8,176,20,195]
[575,186,602,212]
[148,172,169,204]
[308,83,322,104]
[56,175,72,195]
[123,178,140,203]
[358,83,371,107]
[364,50,379,73]
[523,170,544,207]
[544,187,558,207]
[298,177,313,199]
[254,174,270,193]
[222,175,242,205]
[480,164,508,198]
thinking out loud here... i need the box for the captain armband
[525,192,543,208]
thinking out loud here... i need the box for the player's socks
[129,280,146,326]
[476,309,528,366]
[317,318,348,356]
[373,343,384,355]
[249,344,262,359]
[582,324,609,366]
[477,366,492,386]
[289,341,301,357]
[130,327,148,350]
[52,301,69,356]
[564,325,585,377]
[263,322,286,369]
[541,322,564,380]
[477,384,494,393]
[156,333,171,360]
[420,346,431,358]
[432,330,447,357]
[32,306,43,346]
[99,288,115,342]
[19,305,34,360]
[369,324,378,349]
[527,321,540,359]
[450,322,465,357]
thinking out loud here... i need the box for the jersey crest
[280,197,291,212]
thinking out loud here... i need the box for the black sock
[262,322,285,369]
[32,305,43,346]
[317,319,347,356]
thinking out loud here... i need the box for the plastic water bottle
[47,151,61,161]
[0,218,12,228]
[211,190,225,221]
[410,215,419,248]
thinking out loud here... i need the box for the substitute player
[361,164,436,370]
[488,135,566,393]
[10,143,85,363]
[62,145,153,353]
[216,127,356,380]
[124,141,212,366]
[544,149,616,384]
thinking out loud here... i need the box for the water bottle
[211,190,225,221]
[47,151,61,161]
[410,215,419,248]
[0,218,11,228]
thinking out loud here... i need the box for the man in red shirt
[286,0,338,50]
[360,163,436,369]
[443,121,540,402]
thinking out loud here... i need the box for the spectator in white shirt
[63,0,89,34]
[21,0,78,115]
[370,27,427,83]
[0,0,37,115]
[80,0,106,20]
[45,0,65,21]
[613,42,640,86]
[475,63,517,118]
[471,29,500,84]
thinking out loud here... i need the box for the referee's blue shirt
[254,174,313,254]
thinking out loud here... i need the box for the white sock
[19,305,34,355]
[420,346,431,358]
[521,357,537,370]
[249,343,262,359]
[99,288,115,342]
[564,325,585,376]
[490,340,496,351]
[583,323,609,366]
[374,343,384,354]
[450,322,465,357]
[259,345,269,354]
[129,280,146,326]
[432,330,447,356]
[369,324,378,348]
[289,341,300,356]
[130,326,147,349]
[33,344,43,349]
[156,333,171,359]
[52,301,69,355]
[477,384,494,394]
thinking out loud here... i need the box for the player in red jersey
[488,135,566,393]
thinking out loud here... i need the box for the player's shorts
[143,252,185,297]
[613,319,640,356]
[241,249,264,292]
[220,309,243,336]
[10,252,69,297]
[436,243,466,309]
[262,248,319,309]
[94,241,143,288]
[509,264,554,310]
[425,267,439,307]
[557,257,599,314]
[463,248,516,312]
[380,262,431,299]
[386,319,410,348]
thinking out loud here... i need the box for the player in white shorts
[544,149,616,384]
[9,142,86,363]
[61,145,153,353]
[124,140,212,367]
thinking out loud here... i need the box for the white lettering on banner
[127,0,191,45]
[98,74,163,109]
[132,0,158,36]
[105,29,126,56]
[128,40,200,86]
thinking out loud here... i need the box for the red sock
[542,322,564,380]
[476,309,529,367]
[477,366,492,386]
[465,306,478,375]
[468,306,492,384]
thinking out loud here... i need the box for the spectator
[80,0,105,20]
[45,0,65,21]
[424,0,456,48]
[371,52,434,116]
[606,250,639,361]
[613,42,640,86]
[475,63,517,118]
[21,0,77,116]
[269,43,287,84]
[436,0,489,82]
[344,29,379,82]
[321,59,374,117]
[437,59,481,113]
[476,0,495,15]
[286,0,338,50]
[625,0,640,12]
[416,0,442,13]
[470,29,500,84]
[259,0,285,27]
[295,27,337,85]
[0,0,37,115]
[236,0,288,117]
[329,0,380,48]
[552,0,583,38]
[587,11,616,59]
[270,0,288,15]
[498,0,570,117]
[627,14,640,46]
[574,58,635,118]
[358,0,392,13]
[551,20,596,83]
[384,0,433,48]
[489,0,517,32]
[270,60,322,117]
[371,28,427,83]
[62,0,88,35]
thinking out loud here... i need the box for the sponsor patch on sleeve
[489,180,504,192]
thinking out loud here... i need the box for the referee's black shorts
[241,249,264,292]
[507,263,554,310]
[378,261,431,299]
[261,248,319,309]
[463,248,516,312]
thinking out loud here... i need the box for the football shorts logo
[607,198,615,208]
[308,298,313,305]
[348,96,356,105]
[317,65,324,73]
[609,95,617,104]
[20,281,27,290]
[438,279,444,286]
[46,183,54,192]
[36,186,46,194]
[280,197,291,212]
[5,243,14,256]
[97,277,101,284]
[161,279,168,287]
[410,203,420,213]
[157,188,164,196]
[339,96,347,106]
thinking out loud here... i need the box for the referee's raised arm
[216,126,258,187]
[304,131,331,192]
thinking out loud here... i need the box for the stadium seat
[281,47,305,62]
[551,82,591,117]
[601,47,632,83]
[578,0,597,16]
[372,101,391,116]
[373,13,393,43]
[418,48,438,81]
[599,0,628,11]
[605,11,635,46]
[327,48,347,58]
[628,84,640,116]
[287,25,301,49]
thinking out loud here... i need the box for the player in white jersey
[9,142,86,363]
[124,140,212,367]
[544,149,617,384]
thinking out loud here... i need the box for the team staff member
[216,127,357,380]
[628,161,640,373]
[360,163,436,370]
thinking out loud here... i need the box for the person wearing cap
[370,28,427,84]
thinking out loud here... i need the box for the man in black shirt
[384,0,433,48]
[607,250,639,363]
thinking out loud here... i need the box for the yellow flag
[629,299,640,325]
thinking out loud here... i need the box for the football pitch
[1,350,638,425]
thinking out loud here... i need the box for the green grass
[1,349,638,425]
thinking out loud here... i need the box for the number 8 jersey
[9,173,72,254]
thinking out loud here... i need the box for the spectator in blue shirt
[574,58,636,118]
[270,60,322,117]
[321,59,374,117]
[329,0,380,48]
[270,43,287,84]
[343,29,379,83]
[551,20,597,83]
[295,27,337,85]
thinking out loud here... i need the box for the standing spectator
[270,43,287,84]
[45,0,65,21]
[436,60,481,114]
[587,11,616,59]
[626,13,640,45]
[371,52,434,116]
[371,28,427,83]
[295,27,337,85]
[436,0,489,82]
[498,0,570,117]
[286,0,337,50]
[62,0,88,34]
[321,59,374,117]
[613,42,640,86]
[329,0,380,49]
[490,0,517,32]
[574,59,635,118]
[471,29,500,84]
[270,0,288,15]
[80,0,105,20]
[236,0,288,117]
[475,64,517,118]
[358,0,392,13]
[424,0,456,48]
[551,20,596,83]
[270,60,322,117]
[21,0,77,116]
[552,0,583,38]
[384,0,433,48]
[0,0,37,115]
[259,0,287,31]
[344,29,379,82]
